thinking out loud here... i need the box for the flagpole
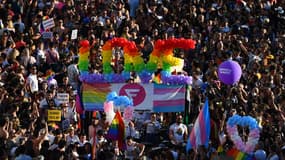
[184,84,191,125]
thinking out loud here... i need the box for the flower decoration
[226,114,261,154]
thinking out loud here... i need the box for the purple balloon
[218,60,242,85]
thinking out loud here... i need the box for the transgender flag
[186,98,211,151]
[153,84,185,112]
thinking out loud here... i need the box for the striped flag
[153,84,186,112]
[186,98,211,151]
[42,18,55,30]
[106,111,126,150]
[82,83,185,112]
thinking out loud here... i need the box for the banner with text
[82,83,185,112]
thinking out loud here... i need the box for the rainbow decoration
[78,40,90,76]
[226,115,260,154]
[106,91,133,108]
[147,38,195,84]
[39,16,50,33]
[226,148,255,160]
[106,111,126,150]
[153,72,162,84]
[44,69,55,82]
[82,83,112,111]
[79,37,195,85]
[101,37,145,82]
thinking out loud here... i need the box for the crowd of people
[0,0,285,159]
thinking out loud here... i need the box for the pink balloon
[55,2,65,10]
[104,101,114,113]
[123,106,134,121]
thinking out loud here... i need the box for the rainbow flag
[186,98,211,151]
[153,73,162,84]
[82,83,185,112]
[44,69,55,82]
[82,83,112,111]
[106,111,126,150]
[227,148,255,160]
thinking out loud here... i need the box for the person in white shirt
[169,114,188,149]
[78,133,88,147]
[26,65,39,93]
[20,48,36,68]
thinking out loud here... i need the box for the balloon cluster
[102,37,144,82]
[226,115,260,154]
[80,37,196,85]
[104,91,134,124]
[78,40,90,76]
[146,38,195,84]
[106,91,133,107]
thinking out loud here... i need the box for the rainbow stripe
[153,73,162,84]
[82,83,111,111]
[106,111,126,150]
[78,42,90,74]
[226,148,255,160]
[44,69,55,82]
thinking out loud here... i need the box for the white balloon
[105,111,115,125]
